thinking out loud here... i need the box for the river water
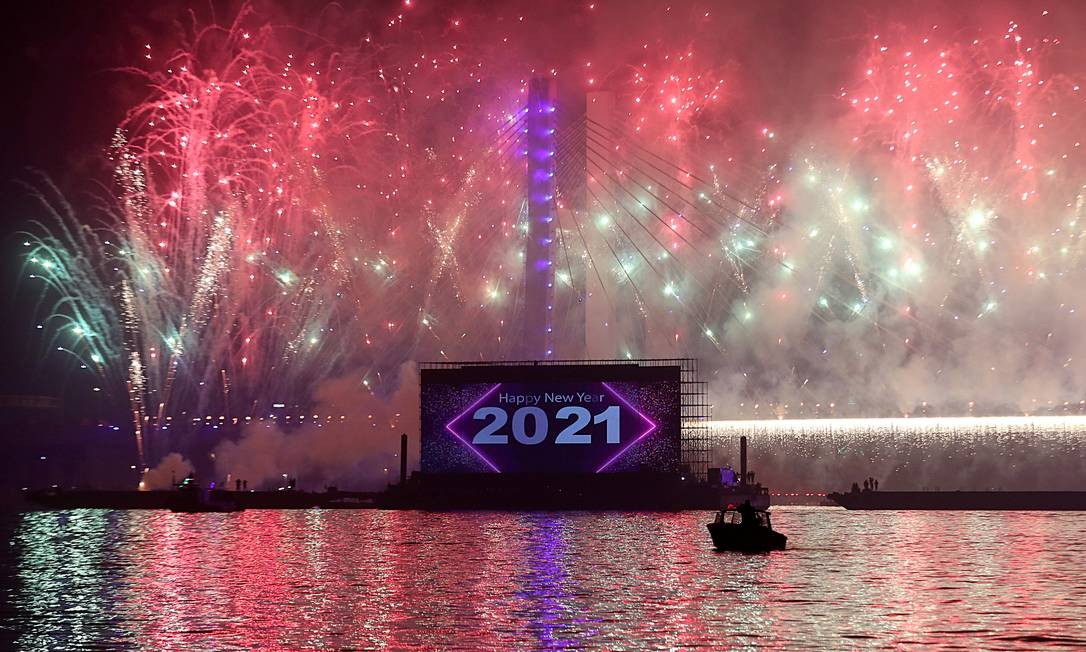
[1,508,1084,649]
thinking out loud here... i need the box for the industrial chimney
[740,436,748,486]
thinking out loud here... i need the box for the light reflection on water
[2,508,1085,649]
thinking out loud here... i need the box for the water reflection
[3,508,1085,649]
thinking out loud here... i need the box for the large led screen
[420,364,681,474]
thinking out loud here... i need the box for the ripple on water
[0,508,1084,649]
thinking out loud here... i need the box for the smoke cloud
[141,452,195,490]
[212,364,420,490]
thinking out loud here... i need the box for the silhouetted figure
[874,479,879,491]
[236,479,242,492]
[864,479,870,491]
[738,499,758,527]
[851,482,861,494]
[242,480,248,490]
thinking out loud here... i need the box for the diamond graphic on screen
[595,382,657,473]
[444,384,504,472]
[444,381,657,474]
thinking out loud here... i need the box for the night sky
[2,3,151,397]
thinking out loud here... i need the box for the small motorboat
[707,505,787,552]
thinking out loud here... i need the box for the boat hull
[706,522,787,551]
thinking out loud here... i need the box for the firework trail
[23,10,397,468]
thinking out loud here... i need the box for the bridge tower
[522,77,557,359]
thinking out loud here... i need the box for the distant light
[967,208,988,229]
[272,403,286,408]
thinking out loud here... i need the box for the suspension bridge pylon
[522,77,557,359]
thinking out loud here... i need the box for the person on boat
[738,499,758,527]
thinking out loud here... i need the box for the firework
[20,3,1086,477]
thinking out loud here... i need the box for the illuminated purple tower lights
[522,77,557,359]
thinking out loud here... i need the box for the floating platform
[827,490,1086,511]
[23,475,769,512]
[377,472,770,511]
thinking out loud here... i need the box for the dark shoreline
[828,490,1086,510]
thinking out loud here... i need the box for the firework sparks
[18,3,1086,476]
